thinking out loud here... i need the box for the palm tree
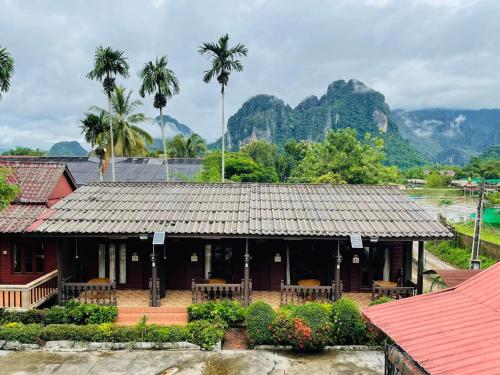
[138,56,180,182]
[199,34,247,182]
[167,133,206,158]
[0,46,15,100]
[92,86,153,162]
[87,46,129,182]
[80,111,108,181]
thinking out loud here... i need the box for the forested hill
[221,79,423,169]
[393,108,500,166]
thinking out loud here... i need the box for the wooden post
[417,241,424,295]
[243,238,250,307]
[334,240,342,301]
[150,250,158,307]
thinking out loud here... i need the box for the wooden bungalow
[28,182,453,307]
[0,162,76,309]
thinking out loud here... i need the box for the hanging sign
[349,234,363,249]
[153,231,165,245]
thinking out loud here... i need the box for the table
[88,278,110,285]
[374,280,397,288]
[208,278,226,284]
[297,279,321,286]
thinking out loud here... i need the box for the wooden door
[251,248,271,291]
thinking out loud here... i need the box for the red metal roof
[363,262,500,375]
[0,162,67,203]
[424,269,483,288]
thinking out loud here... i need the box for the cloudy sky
[0,0,498,150]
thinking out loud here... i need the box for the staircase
[116,307,188,326]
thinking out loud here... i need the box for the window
[12,243,45,274]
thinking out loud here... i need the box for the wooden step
[116,306,189,326]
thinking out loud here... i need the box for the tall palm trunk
[221,89,225,182]
[160,107,169,182]
[108,94,116,182]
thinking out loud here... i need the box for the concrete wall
[456,232,500,259]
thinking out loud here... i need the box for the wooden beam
[243,239,250,307]
[417,241,424,295]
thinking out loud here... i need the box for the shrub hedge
[0,301,117,326]
[368,296,394,306]
[187,301,246,327]
[0,320,223,350]
[331,298,367,345]
[246,301,276,346]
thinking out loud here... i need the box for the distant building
[0,157,203,186]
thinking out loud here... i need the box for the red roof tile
[363,262,500,375]
[0,204,47,233]
[0,162,66,203]
[424,269,483,288]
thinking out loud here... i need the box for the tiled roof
[0,157,202,185]
[0,204,47,233]
[424,269,483,288]
[363,262,500,375]
[0,162,67,203]
[33,183,453,239]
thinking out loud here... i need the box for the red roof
[0,162,67,203]
[0,162,70,232]
[0,204,47,233]
[425,269,483,288]
[363,262,500,375]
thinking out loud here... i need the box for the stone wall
[456,232,500,259]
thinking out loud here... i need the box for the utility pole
[470,182,484,270]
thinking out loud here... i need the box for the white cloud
[0,0,499,149]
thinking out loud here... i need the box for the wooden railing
[280,281,343,305]
[0,270,58,310]
[149,277,160,307]
[372,282,416,300]
[191,279,251,304]
[60,280,116,305]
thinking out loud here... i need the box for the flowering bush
[331,298,366,344]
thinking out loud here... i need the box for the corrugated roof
[33,182,453,239]
[0,204,47,233]
[0,162,67,203]
[424,269,483,288]
[0,157,202,185]
[363,262,500,375]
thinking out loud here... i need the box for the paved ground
[0,349,384,374]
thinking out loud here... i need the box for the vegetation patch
[426,240,496,269]
[453,222,500,245]
[187,301,246,327]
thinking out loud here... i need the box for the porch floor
[116,290,372,309]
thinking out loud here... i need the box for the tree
[91,86,153,160]
[0,167,19,211]
[138,56,180,182]
[198,150,278,183]
[0,46,14,100]
[87,46,129,182]
[80,111,108,181]
[1,147,46,156]
[290,128,400,184]
[166,134,206,158]
[199,34,248,182]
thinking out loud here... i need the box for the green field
[453,221,500,245]
[405,188,463,198]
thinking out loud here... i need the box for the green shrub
[42,306,68,325]
[64,301,118,324]
[144,325,190,343]
[187,301,245,326]
[40,324,103,342]
[187,320,224,350]
[0,309,47,325]
[331,298,367,345]
[369,296,394,306]
[0,323,42,343]
[246,301,276,346]
[426,240,496,269]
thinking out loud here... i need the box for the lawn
[426,240,496,269]
[453,221,500,245]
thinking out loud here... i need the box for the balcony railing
[372,281,416,300]
[60,279,116,305]
[280,280,343,305]
[0,270,58,310]
[191,279,252,304]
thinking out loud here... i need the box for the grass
[453,221,500,245]
[405,188,463,199]
[426,240,496,269]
